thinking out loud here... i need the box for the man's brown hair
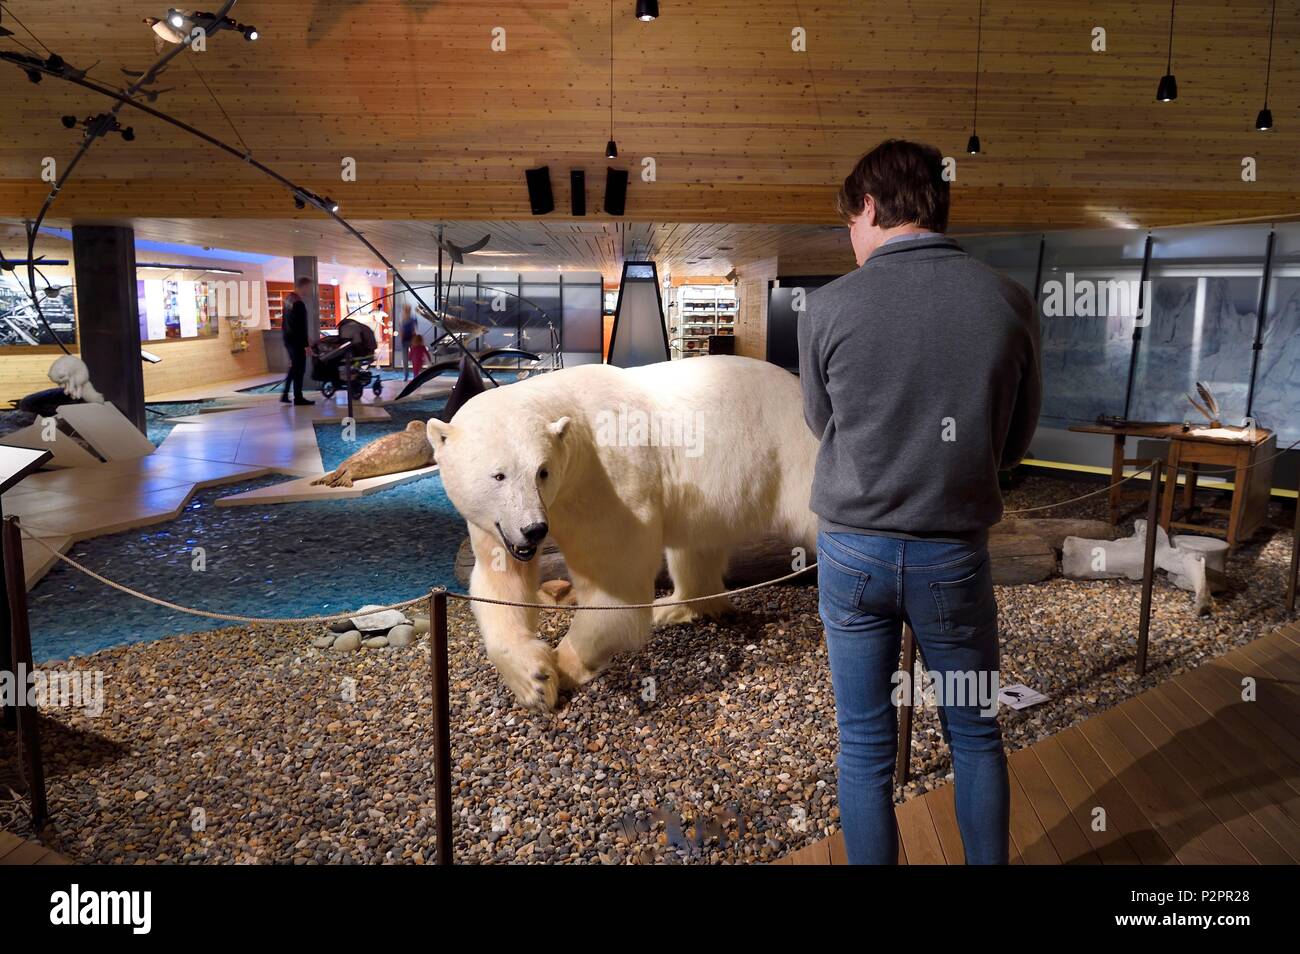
[835,139,950,232]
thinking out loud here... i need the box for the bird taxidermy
[1186,381,1222,428]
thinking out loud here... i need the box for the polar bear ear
[426,418,455,445]
[546,416,571,439]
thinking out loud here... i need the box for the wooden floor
[0,830,71,865]
[778,620,1300,864]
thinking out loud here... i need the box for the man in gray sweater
[799,139,1041,864]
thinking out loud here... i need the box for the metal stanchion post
[2,515,48,828]
[344,358,355,420]
[1287,472,1299,614]
[428,588,453,865]
[895,624,917,785]
[0,499,12,731]
[1136,460,1163,678]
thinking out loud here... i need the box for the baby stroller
[311,318,384,400]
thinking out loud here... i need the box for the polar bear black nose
[520,521,548,544]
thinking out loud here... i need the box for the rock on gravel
[332,631,362,652]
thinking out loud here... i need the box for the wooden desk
[1069,422,1275,549]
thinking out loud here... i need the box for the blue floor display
[145,401,219,446]
[28,395,466,663]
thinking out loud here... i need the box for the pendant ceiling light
[635,0,659,20]
[967,0,983,154]
[1157,0,1178,101]
[1255,0,1277,130]
[606,0,618,158]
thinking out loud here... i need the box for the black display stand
[606,261,671,368]
[0,446,53,828]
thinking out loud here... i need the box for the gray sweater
[798,234,1041,542]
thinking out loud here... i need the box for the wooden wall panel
[733,258,779,360]
[0,319,268,406]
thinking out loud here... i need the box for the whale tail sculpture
[438,354,485,423]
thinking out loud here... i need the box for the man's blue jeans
[816,530,1009,864]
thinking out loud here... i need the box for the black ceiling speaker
[603,167,629,216]
[525,166,554,215]
[570,170,587,216]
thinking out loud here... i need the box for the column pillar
[293,256,320,342]
[733,257,779,361]
[71,224,145,432]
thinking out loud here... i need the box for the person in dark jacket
[398,304,417,380]
[799,139,1041,865]
[281,276,315,405]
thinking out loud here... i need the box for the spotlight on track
[325,197,340,213]
[606,139,618,159]
[166,8,186,30]
[121,126,135,141]
[241,25,259,41]
[966,133,981,155]
[293,192,306,210]
[635,0,659,20]
[61,115,77,129]
[1255,107,1273,131]
[25,69,41,84]
[146,16,186,43]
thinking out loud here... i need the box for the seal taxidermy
[311,420,434,488]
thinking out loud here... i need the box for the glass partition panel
[519,281,560,358]
[1035,228,1147,426]
[474,277,526,354]
[1129,225,1269,427]
[1253,222,1300,446]
[959,233,1041,295]
[561,281,603,354]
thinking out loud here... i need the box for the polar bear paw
[492,639,559,712]
[652,595,733,627]
[555,638,601,691]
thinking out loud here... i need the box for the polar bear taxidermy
[428,355,818,711]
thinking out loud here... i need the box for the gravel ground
[2,471,1296,863]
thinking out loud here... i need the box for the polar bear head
[428,410,572,563]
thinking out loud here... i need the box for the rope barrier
[14,444,1294,621]
[20,533,427,624]
[441,562,819,611]
[1003,463,1153,515]
[19,528,812,617]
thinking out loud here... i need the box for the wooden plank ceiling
[0,0,1297,270]
[0,218,856,281]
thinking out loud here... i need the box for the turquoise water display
[29,396,464,663]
